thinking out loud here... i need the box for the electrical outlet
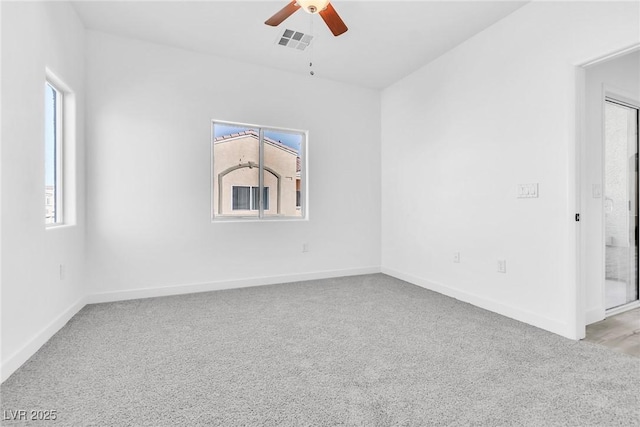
[453,252,460,263]
[302,243,309,253]
[497,259,506,274]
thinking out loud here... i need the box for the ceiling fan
[265,1,348,37]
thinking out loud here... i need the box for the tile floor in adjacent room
[605,279,632,309]
[584,308,640,357]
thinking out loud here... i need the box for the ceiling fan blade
[319,3,348,36]
[265,1,301,27]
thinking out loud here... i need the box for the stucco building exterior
[213,130,301,217]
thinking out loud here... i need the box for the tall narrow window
[212,121,306,220]
[45,81,63,225]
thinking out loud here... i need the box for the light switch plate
[517,183,538,198]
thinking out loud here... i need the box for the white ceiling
[71,1,528,89]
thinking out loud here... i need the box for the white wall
[3,0,636,384]
[85,32,381,300]
[584,51,640,324]
[1,1,86,380]
[381,1,640,339]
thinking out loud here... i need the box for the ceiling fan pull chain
[309,14,315,76]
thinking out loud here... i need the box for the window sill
[211,217,308,224]
[46,223,76,231]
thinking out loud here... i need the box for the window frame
[45,79,64,226]
[45,68,77,229]
[211,120,308,222]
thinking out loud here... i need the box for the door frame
[574,44,640,339]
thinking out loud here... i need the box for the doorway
[604,97,640,312]
[578,47,640,338]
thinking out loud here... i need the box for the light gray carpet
[2,274,639,426]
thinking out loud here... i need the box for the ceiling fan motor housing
[297,0,330,14]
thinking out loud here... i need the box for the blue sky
[214,123,302,153]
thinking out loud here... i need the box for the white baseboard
[87,266,381,304]
[1,296,87,383]
[586,306,605,325]
[381,267,572,339]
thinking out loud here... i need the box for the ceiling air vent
[276,29,313,51]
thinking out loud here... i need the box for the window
[45,81,63,225]
[45,70,75,227]
[231,186,270,211]
[232,186,250,210]
[212,121,306,220]
[251,186,269,211]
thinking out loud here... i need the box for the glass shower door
[604,98,640,310]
